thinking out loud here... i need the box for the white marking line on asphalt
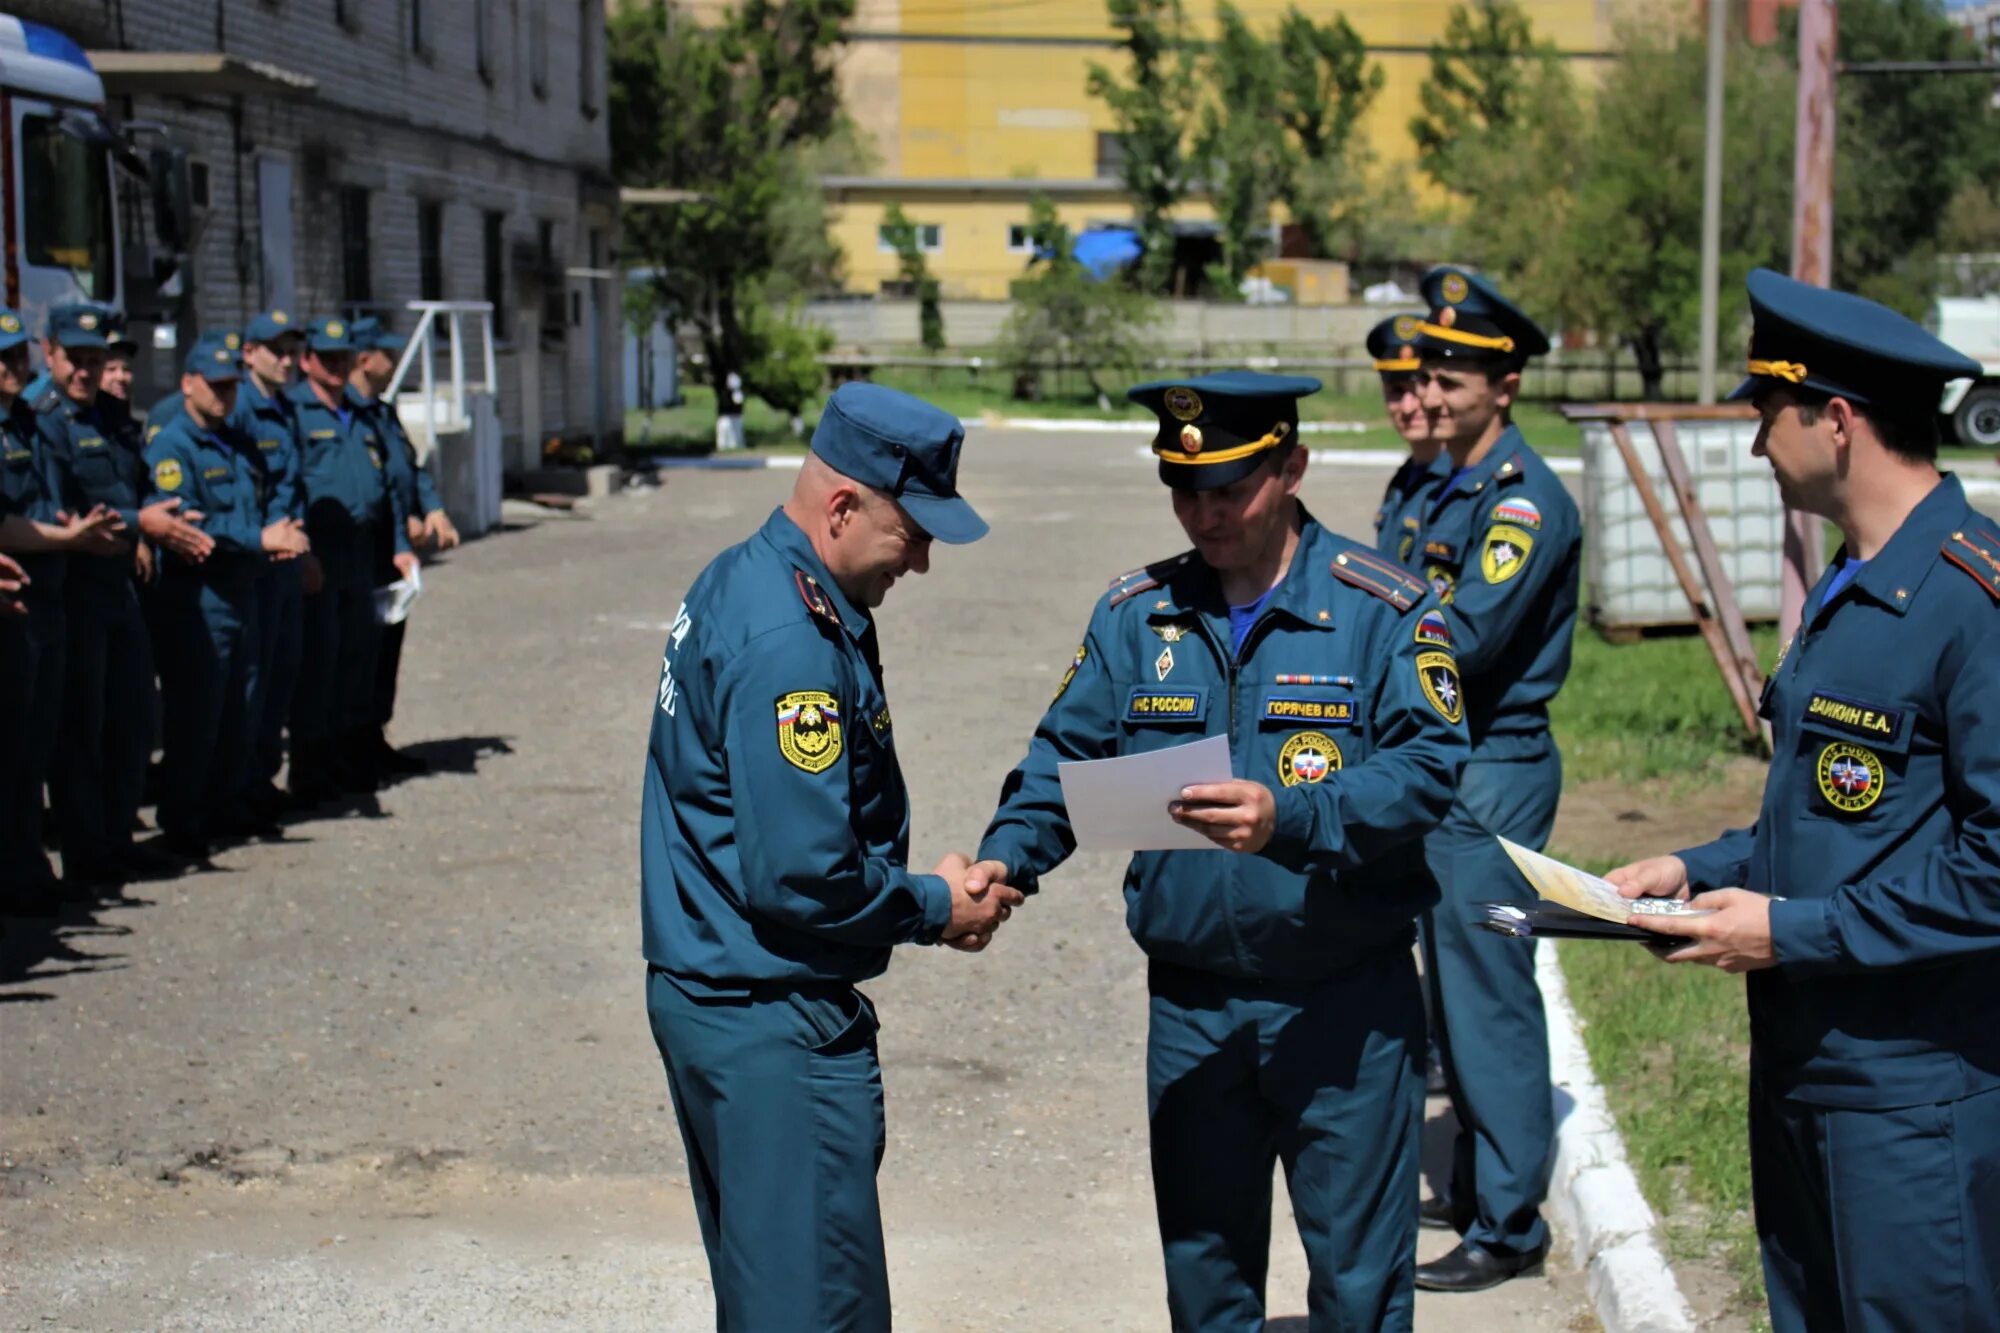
[1538,943,1698,1333]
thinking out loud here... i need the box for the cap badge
[1164,387,1203,422]
[272,310,289,324]
[1180,424,1203,455]
[1437,306,1458,329]
[213,349,230,364]
[225,333,241,349]
[78,312,99,330]
[1392,315,1420,341]
[1441,272,1469,304]
[327,320,345,338]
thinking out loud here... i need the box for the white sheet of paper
[1058,735,1235,852]
[1498,837,1637,923]
[372,562,423,626]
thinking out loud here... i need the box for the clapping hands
[934,852,1023,954]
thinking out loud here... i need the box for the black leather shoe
[121,842,193,880]
[158,833,213,867]
[1418,1195,1457,1231]
[1414,1240,1547,1293]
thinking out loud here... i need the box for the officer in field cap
[1369,314,1448,565]
[641,381,1012,1330]
[970,370,1469,1328]
[1614,269,1997,1332]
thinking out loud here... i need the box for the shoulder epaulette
[1329,544,1427,613]
[30,388,60,415]
[793,569,844,627]
[1107,551,1193,608]
[1942,524,2000,603]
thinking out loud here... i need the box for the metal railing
[385,300,500,453]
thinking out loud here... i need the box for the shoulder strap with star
[792,568,845,629]
[1942,519,2000,604]
[1327,542,1428,613]
[1107,551,1194,609]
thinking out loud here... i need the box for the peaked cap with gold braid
[1728,267,1981,408]
[1367,313,1426,375]
[1408,265,1549,368]
[1128,370,1323,491]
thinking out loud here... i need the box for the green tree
[1409,0,1562,192]
[880,203,946,352]
[1193,5,1288,291]
[610,0,853,425]
[1087,0,1201,294]
[997,196,1161,406]
[1270,7,1385,261]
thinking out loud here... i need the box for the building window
[475,0,496,84]
[418,200,444,300]
[1007,224,1034,253]
[188,160,212,209]
[579,0,601,117]
[411,0,433,58]
[483,210,507,335]
[529,0,549,99]
[538,220,566,346]
[878,222,941,253]
[335,0,361,33]
[1095,132,1126,179]
[339,185,371,304]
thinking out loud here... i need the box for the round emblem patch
[326,320,345,338]
[1441,272,1469,304]
[1180,424,1203,455]
[1393,314,1420,341]
[272,310,289,324]
[78,312,99,330]
[1279,731,1341,787]
[225,332,241,350]
[0,314,19,333]
[1164,386,1204,422]
[1816,742,1883,813]
[1417,650,1463,724]
[776,690,844,773]
[153,458,184,492]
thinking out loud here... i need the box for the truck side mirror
[148,146,192,253]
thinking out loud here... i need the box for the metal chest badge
[1155,646,1175,681]
[775,690,844,773]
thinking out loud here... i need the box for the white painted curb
[1537,943,1698,1333]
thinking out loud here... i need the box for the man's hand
[938,851,1024,952]
[301,552,324,595]
[1607,854,1692,902]
[0,551,26,615]
[133,541,154,583]
[1629,888,1778,973]
[261,518,310,558]
[425,509,460,551]
[139,497,213,562]
[50,506,126,556]
[407,515,428,548]
[393,550,419,581]
[1170,780,1278,854]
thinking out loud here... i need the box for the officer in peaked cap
[1391,265,1581,1294]
[642,380,1014,1330]
[1614,269,2000,1332]
[1369,313,1449,566]
[971,371,1469,1328]
[144,332,309,861]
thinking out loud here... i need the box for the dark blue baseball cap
[350,317,407,355]
[1367,314,1425,374]
[304,316,357,352]
[103,315,138,355]
[244,309,302,345]
[1411,266,1549,368]
[1729,268,1982,408]
[183,330,242,381]
[0,307,29,353]
[47,302,110,349]
[1129,370,1322,491]
[810,382,987,544]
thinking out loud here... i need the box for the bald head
[785,452,934,610]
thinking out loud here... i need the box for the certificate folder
[1474,901,1670,943]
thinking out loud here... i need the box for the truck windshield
[22,112,117,302]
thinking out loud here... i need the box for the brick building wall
[28,0,620,467]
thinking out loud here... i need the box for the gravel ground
[0,434,1597,1331]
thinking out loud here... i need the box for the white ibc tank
[1580,417,1784,630]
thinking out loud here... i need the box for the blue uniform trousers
[53,566,154,867]
[154,563,259,841]
[1146,951,1425,1333]
[1754,1078,2000,1332]
[370,524,406,730]
[0,559,64,892]
[1421,748,1560,1259]
[250,561,304,784]
[645,968,890,1333]
[293,522,380,747]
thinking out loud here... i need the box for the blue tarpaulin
[1070,228,1142,280]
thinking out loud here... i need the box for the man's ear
[826,483,863,532]
[1495,370,1522,411]
[1826,396,1857,449]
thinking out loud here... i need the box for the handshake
[931,853,1021,954]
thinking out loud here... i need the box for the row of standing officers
[643,261,2000,1332]
[0,304,457,913]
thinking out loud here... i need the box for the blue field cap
[1730,268,1983,407]
[47,302,110,349]
[244,309,301,344]
[350,317,407,355]
[183,330,242,381]
[0,307,29,353]
[1410,266,1549,366]
[304,316,357,352]
[810,382,987,544]
[1129,370,1322,491]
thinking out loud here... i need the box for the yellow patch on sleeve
[153,458,184,492]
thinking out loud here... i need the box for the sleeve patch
[1054,644,1086,702]
[1493,497,1542,530]
[1414,609,1454,648]
[1481,524,1535,584]
[153,458,183,492]
[775,690,844,772]
[1416,650,1463,724]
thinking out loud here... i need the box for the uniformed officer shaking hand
[966,372,1470,1332]
[640,382,1017,1333]
[1610,270,2000,1332]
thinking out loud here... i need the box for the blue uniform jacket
[1678,475,2000,1110]
[641,508,952,990]
[228,377,304,524]
[363,396,444,520]
[287,382,409,551]
[1400,426,1580,755]
[0,396,63,595]
[143,410,267,576]
[1374,453,1449,564]
[977,517,1470,982]
[35,392,143,584]
[145,391,182,441]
